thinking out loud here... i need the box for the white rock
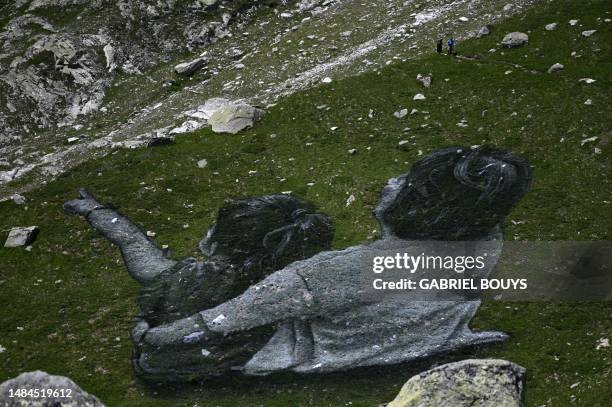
[579,78,596,84]
[208,103,264,134]
[146,231,156,237]
[169,120,203,134]
[569,19,579,26]
[584,99,593,105]
[11,194,26,205]
[547,63,564,73]
[580,136,598,146]
[596,338,609,350]
[545,23,558,31]
[103,43,116,72]
[348,148,357,155]
[322,77,333,84]
[345,194,356,207]
[458,16,469,22]
[197,159,208,168]
[413,93,426,101]
[4,226,39,248]
[398,140,410,149]
[582,30,597,37]
[416,74,432,87]
[67,137,79,143]
[501,32,529,48]
[394,109,408,119]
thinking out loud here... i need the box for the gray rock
[388,359,526,407]
[174,57,207,76]
[477,25,491,38]
[186,98,233,121]
[582,30,597,37]
[501,32,529,48]
[197,159,208,168]
[394,109,408,119]
[547,63,564,73]
[416,74,432,87]
[11,194,26,205]
[4,226,39,248]
[208,103,264,134]
[103,43,116,72]
[0,370,105,406]
[545,23,558,31]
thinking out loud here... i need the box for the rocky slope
[0,0,539,199]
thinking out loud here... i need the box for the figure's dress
[196,235,506,375]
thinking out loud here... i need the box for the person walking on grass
[448,37,455,55]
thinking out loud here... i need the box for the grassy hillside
[1,1,611,406]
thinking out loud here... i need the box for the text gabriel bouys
[373,278,528,290]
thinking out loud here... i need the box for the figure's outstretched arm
[141,267,313,347]
[134,267,316,377]
[63,188,177,284]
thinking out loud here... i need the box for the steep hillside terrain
[1,0,538,199]
[1,0,611,406]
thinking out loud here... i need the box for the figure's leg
[64,189,176,284]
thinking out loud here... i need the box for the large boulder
[208,102,264,134]
[4,226,39,247]
[388,359,526,407]
[0,371,105,406]
[501,32,529,48]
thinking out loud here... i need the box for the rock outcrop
[388,359,526,407]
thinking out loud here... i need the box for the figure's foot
[63,188,104,217]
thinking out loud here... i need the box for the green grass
[1,1,611,406]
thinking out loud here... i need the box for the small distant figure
[436,39,443,53]
[448,37,455,55]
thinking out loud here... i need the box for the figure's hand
[63,188,104,216]
[133,314,218,381]
[142,314,208,348]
